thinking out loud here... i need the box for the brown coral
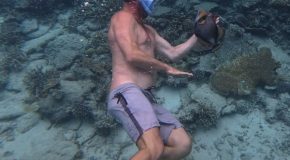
[23,67,60,98]
[210,47,280,96]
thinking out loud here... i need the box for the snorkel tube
[139,0,155,16]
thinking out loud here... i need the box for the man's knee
[178,134,192,156]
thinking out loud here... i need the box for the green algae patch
[210,47,280,96]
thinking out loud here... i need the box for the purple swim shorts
[107,83,183,144]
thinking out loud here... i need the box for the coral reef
[146,5,195,45]
[76,54,111,103]
[88,31,111,56]
[0,47,27,73]
[279,134,290,155]
[0,18,23,45]
[265,82,290,95]
[177,102,219,132]
[15,0,74,13]
[191,69,212,82]
[177,85,220,132]
[70,99,95,121]
[165,76,188,88]
[23,67,60,98]
[193,106,218,128]
[0,47,26,90]
[269,0,290,7]
[75,31,112,103]
[45,33,88,69]
[36,93,118,136]
[210,24,259,67]
[36,95,94,124]
[234,99,258,115]
[210,47,280,96]
[225,0,290,50]
[275,106,290,126]
[93,110,118,136]
[79,56,110,76]
[68,0,122,31]
[0,70,8,90]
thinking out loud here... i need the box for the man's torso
[108,11,157,90]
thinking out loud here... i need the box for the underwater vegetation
[93,110,118,136]
[280,134,290,155]
[77,54,111,103]
[192,106,218,129]
[0,47,27,90]
[68,0,122,31]
[275,105,290,126]
[210,47,280,96]
[0,71,8,90]
[0,18,23,45]
[37,96,94,124]
[15,0,74,13]
[23,67,60,98]
[86,31,111,57]
[269,0,290,7]
[0,47,27,73]
[35,93,117,136]
[22,61,116,134]
[178,103,218,132]
[228,0,290,50]
[146,5,195,45]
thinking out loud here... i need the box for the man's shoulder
[111,10,135,23]
[144,24,157,35]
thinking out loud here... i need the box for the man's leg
[160,128,192,160]
[131,127,164,160]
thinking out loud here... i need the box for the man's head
[123,0,155,18]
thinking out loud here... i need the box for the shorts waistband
[108,83,139,99]
[108,83,157,103]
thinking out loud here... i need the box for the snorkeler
[107,0,224,159]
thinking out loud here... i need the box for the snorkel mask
[139,0,155,16]
[194,9,225,53]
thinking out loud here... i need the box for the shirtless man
[107,0,218,159]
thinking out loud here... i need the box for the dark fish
[194,9,219,45]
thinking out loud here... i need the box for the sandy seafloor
[0,37,290,160]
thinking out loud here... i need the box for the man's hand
[193,36,214,52]
[166,66,193,77]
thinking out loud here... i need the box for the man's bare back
[108,10,157,90]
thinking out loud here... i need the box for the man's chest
[135,25,155,54]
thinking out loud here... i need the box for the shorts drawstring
[113,92,143,135]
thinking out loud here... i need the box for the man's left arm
[154,30,213,61]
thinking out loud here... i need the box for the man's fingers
[178,71,193,77]
[184,72,193,77]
